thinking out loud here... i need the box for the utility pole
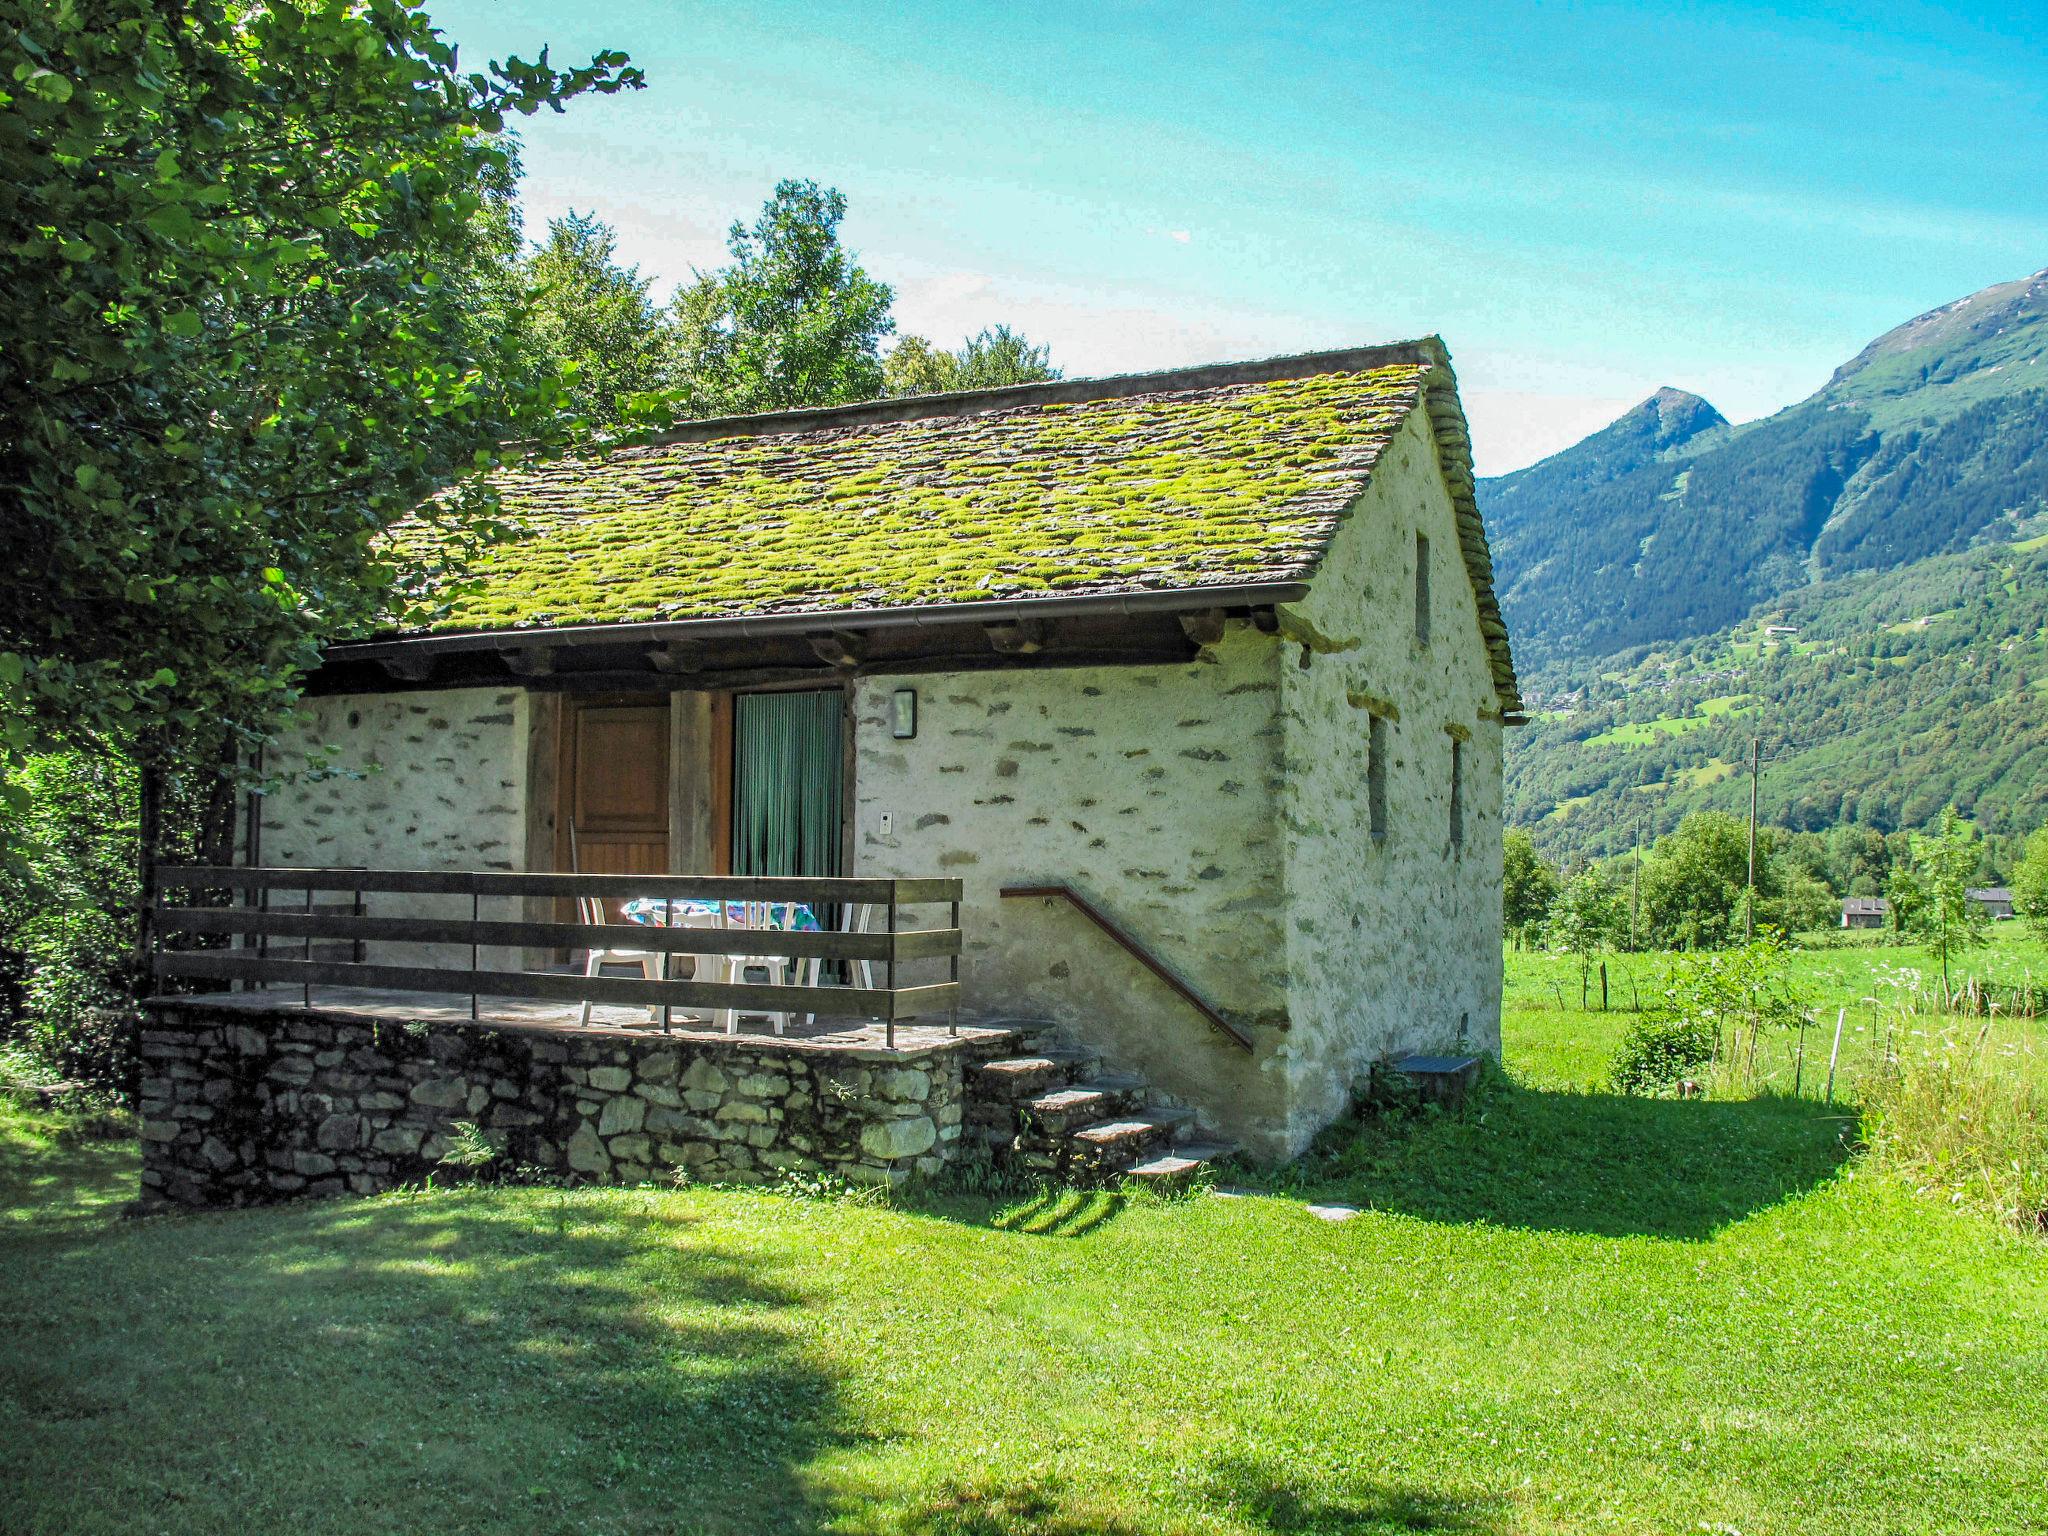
[1631,829,1642,952]
[1745,735,1761,942]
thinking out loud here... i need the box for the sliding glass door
[730,690,844,878]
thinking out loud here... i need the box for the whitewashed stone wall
[848,631,1294,1152]
[1274,404,1505,1147]
[247,409,1510,1159]
[257,687,533,968]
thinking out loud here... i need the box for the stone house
[242,338,1522,1162]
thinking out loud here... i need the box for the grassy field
[4,937,2047,1535]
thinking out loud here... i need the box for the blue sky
[434,0,2047,473]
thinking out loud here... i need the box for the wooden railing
[150,866,964,1049]
[999,883,1253,1051]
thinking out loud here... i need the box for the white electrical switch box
[877,812,894,836]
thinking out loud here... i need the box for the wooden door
[560,700,671,896]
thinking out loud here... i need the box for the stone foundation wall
[138,1003,996,1207]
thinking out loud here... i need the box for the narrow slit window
[1368,715,1389,843]
[1449,737,1465,854]
[1414,532,1432,645]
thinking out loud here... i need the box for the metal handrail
[999,883,1253,1051]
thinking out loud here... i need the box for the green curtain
[731,690,844,878]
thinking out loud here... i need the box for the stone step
[967,1049,1100,1104]
[1021,1074,1148,1137]
[1126,1139,1239,1185]
[1067,1106,1195,1174]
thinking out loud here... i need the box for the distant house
[1842,896,1888,929]
[1967,888,2016,921]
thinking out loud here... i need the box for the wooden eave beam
[808,630,864,669]
[984,617,1050,655]
[1177,607,1228,648]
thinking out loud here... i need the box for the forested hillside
[1507,535,2048,861]
[1482,269,2048,669]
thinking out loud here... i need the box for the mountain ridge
[1491,268,2048,853]
[1480,267,2048,669]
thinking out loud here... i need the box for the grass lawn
[5,940,2047,1534]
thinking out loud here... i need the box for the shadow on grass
[987,1187,1126,1239]
[1202,1454,1506,1534]
[0,1154,859,1533]
[1247,1078,1856,1241]
[892,1457,1504,1535]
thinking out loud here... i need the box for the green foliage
[1608,1010,1716,1095]
[1899,804,1989,987]
[1507,539,2048,865]
[521,211,669,429]
[2012,827,2048,942]
[1546,867,1625,959]
[437,1121,501,1171]
[1613,932,1813,1094]
[0,0,638,800]
[881,334,958,397]
[1638,812,1771,950]
[885,325,1062,396]
[0,754,135,1089]
[953,325,1061,390]
[669,179,895,414]
[1861,1016,2047,1235]
[1501,829,1558,943]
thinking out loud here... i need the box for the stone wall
[847,630,1293,1153]
[138,1002,995,1207]
[256,687,534,969]
[1275,403,1507,1146]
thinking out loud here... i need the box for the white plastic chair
[712,901,800,1036]
[577,894,665,1027]
[801,903,877,1024]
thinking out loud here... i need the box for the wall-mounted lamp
[890,687,918,739]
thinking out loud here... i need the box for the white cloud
[1462,390,1636,477]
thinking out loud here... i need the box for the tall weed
[1859,1011,2046,1235]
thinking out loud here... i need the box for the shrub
[1609,1011,1717,1094]
[1612,932,1812,1095]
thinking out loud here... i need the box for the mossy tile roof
[426,365,1429,625]
[391,340,1520,710]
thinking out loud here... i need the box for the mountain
[1481,269,2048,669]
[1505,535,2048,861]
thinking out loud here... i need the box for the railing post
[469,887,480,1022]
[301,884,313,1009]
[661,896,673,1034]
[256,878,270,992]
[884,889,898,1052]
[948,895,961,1037]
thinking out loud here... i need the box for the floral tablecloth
[618,898,823,933]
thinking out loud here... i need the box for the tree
[883,335,961,397]
[885,325,1061,397]
[953,325,1061,390]
[0,0,639,818]
[1771,869,1839,936]
[1901,804,1987,990]
[670,180,894,414]
[2014,827,2048,942]
[1548,866,1626,1006]
[1502,830,1558,948]
[522,212,669,428]
[1639,813,1772,950]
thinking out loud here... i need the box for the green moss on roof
[396,364,1434,634]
